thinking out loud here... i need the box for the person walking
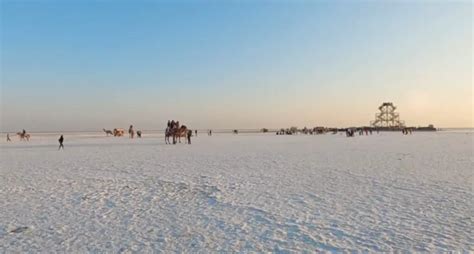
[58,135,64,150]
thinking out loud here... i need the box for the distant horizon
[1,126,472,134]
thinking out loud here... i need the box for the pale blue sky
[1,1,472,131]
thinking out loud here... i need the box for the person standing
[58,135,64,150]
[195,130,197,137]
[6,133,11,142]
[187,130,192,144]
[129,125,134,139]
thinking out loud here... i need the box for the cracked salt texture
[0,131,472,252]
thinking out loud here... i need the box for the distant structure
[371,102,405,128]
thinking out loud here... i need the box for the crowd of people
[346,128,374,137]
[344,127,415,137]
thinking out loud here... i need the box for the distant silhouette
[165,127,172,144]
[17,131,30,141]
[103,128,113,136]
[129,125,135,139]
[113,128,125,137]
[195,130,197,136]
[346,129,355,137]
[187,130,192,144]
[137,130,142,138]
[58,135,64,150]
[6,133,11,142]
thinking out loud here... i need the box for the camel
[165,125,188,144]
[174,125,188,144]
[113,128,125,137]
[103,129,113,136]
[16,132,30,141]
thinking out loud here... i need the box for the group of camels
[104,122,189,144]
[165,125,189,144]
[10,123,190,144]
[103,126,142,138]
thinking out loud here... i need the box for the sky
[1,0,472,131]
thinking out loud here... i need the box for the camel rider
[171,120,176,129]
[176,121,180,129]
[22,129,26,135]
[167,120,171,128]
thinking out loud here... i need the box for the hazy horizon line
[1,127,472,134]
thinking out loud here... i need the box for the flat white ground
[0,131,472,252]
